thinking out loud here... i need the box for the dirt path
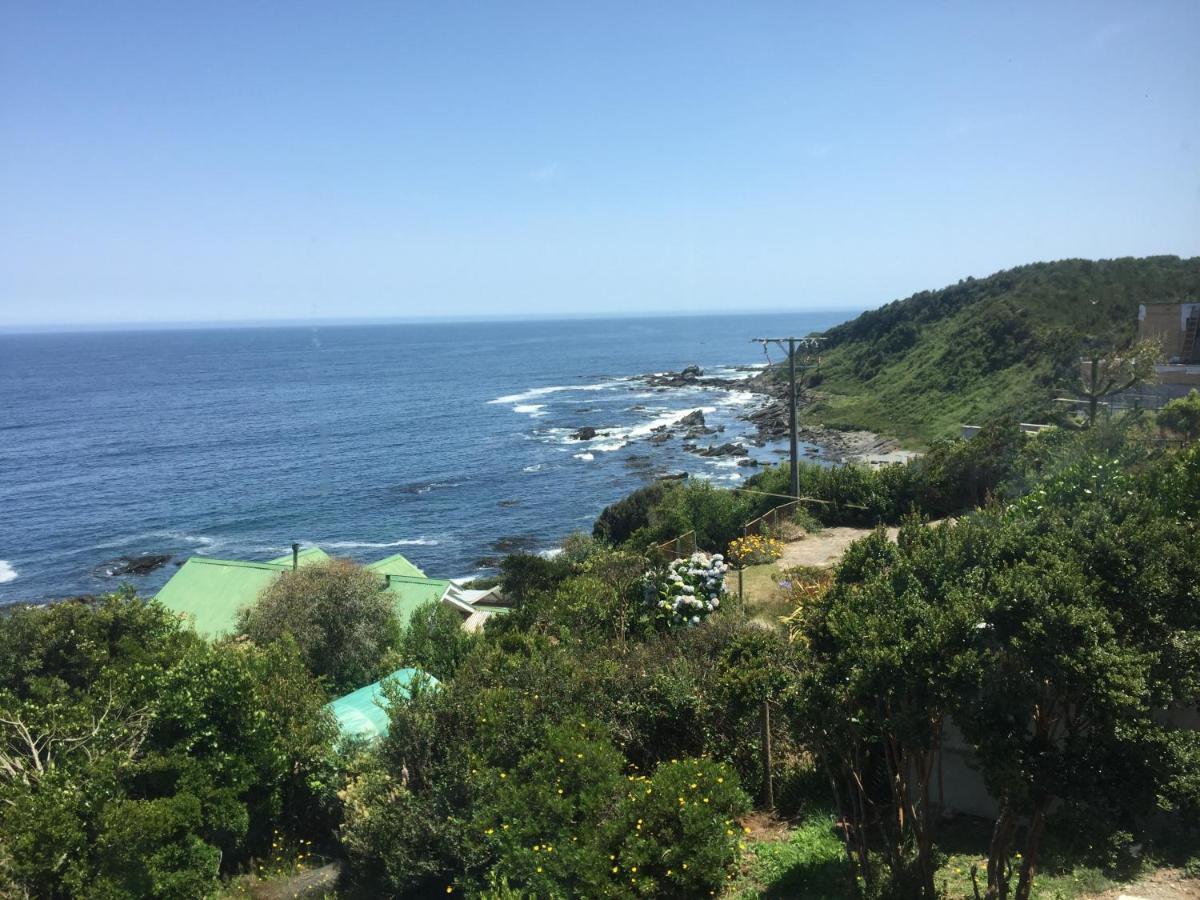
[775,525,899,569]
[1088,870,1200,899]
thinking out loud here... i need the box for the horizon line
[0,305,863,336]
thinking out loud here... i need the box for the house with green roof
[156,543,503,639]
[326,667,438,742]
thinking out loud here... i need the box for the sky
[1,1,1198,327]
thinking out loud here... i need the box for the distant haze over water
[0,311,850,602]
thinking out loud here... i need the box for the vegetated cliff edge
[790,256,1200,444]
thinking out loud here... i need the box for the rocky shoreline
[638,365,916,467]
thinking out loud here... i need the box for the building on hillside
[1139,302,1200,362]
[1137,302,1200,396]
[327,667,438,742]
[155,544,504,639]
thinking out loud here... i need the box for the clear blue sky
[2,1,1197,327]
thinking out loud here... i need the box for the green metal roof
[383,576,452,625]
[327,667,437,742]
[366,553,427,578]
[155,557,288,638]
[156,547,451,639]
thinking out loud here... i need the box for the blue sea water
[0,311,851,603]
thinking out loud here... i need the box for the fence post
[760,700,774,809]
[738,566,744,602]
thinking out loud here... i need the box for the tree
[791,522,986,898]
[1069,338,1161,427]
[237,558,401,694]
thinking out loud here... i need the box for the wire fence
[650,530,697,561]
[742,500,800,537]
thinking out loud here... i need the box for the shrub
[237,558,400,693]
[499,552,573,605]
[1158,389,1200,439]
[607,758,750,898]
[466,722,626,896]
[593,481,672,544]
[398,599,477,681]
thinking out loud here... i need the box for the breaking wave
[0,561,17,584]
[324,538,439,549]
[489,382,616,406]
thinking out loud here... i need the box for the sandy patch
[776,526,899,569]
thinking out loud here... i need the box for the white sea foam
[553,406,719,453]
[539,547,564,560]
[142,530,231,556]
[513,404,546,417]
[573,452,595,461]
[522,464,543,472]
[0,561,17,584]
[489,382,616,406]
[717,390,758,406]
[416,481,462,495]
[324,538,439,549]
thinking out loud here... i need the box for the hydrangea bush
[644,553,727,629]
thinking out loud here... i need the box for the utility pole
[752,336,823,498]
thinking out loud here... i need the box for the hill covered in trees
[795,256,1200,442]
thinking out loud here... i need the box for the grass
[728,562,789,626]
[724,811,1127,899]
[726,812,855,899]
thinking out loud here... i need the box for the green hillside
[797,256,1200,443]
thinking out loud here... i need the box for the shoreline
[646,366,918,468]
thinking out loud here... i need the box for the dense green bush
[1158,389,1200,439]
[792,446,1200,900]
[0,593,338,899]
[608,757,749,898]
[397,599,478,681]
[499,552,574,604]
[592,481,671,544]
[237,558,402,693]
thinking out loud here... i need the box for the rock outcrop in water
[93,554,172,578]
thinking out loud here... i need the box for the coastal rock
[490,535,541,554]
[684,426,717,439]
[571,427,599,440]
[647,432,672,444]
[93,554,172,578]
[677,409,706,428]
[474,556,503,569]
[737,458,760,467]
[694,442,748,458]
[645,365,705,388]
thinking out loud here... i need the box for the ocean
[0,311,851,603]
